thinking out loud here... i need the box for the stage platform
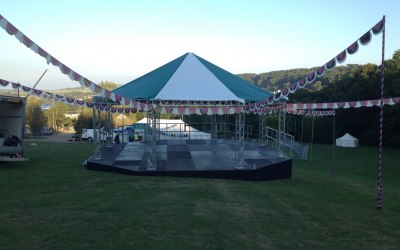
[84,139,292,181]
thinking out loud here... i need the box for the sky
[0,0,399,90]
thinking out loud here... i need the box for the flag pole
[377,15,385,209]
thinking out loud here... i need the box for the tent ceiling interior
[112,53,272,103]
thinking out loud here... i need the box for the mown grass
[0,141,399,249]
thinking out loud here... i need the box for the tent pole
[235,111,246,169]
[146,110,157,170]
[310,115,315,161]
[294,115,297,141]
[259,114,267,145]
[300,116,304,146]
[377,15,385,210]
[92,105,102,160]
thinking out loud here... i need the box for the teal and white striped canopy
[113,53,271,103]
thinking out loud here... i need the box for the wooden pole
[26,69,48,98]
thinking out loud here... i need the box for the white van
[81,129,108,141]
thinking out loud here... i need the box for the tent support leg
[278,109,286,154]
[146,110,157,171]
[235,112,246,169]
[310,115,315,161]
[211,114,217,141]
[93,107,102,160]
[105,109,113,147]
[259,114,267,145]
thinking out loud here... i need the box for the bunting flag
[0,79,149,113]
[0,14,389,118]
[286,109,336,116]
[0,14,134,106]
[247,104,336,116]
[0,78,246,115]
[3,77,398,115]
[0,14,248,114]
[247,97,400,114]
[246,17,385,109]
[298,110,335,116]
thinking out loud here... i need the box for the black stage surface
[85,139,292,181]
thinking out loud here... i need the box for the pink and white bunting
[1,78,398,115]
[285,98,400,110]
[246,17,385,109]
[247,97,400,114]
[0,14,387,116]
[0,79,147,114]
[0,14,149,108]
[0,78,246,115]
[0,14,247,115]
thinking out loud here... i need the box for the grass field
[0,141,399,249]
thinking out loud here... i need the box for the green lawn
[0,142,399,249]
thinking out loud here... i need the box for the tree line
[24,81,171,136]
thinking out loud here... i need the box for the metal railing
[265,126,308,160]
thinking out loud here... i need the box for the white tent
[136,118,211,140]
[336,133,359,147]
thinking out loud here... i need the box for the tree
[45,102,69,132]
[99,81,119,90]
[26,105,47,136]
[74,108,93,134]
[25,97,46,135]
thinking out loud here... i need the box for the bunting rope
[289,110,336,116]
[0,14,245,112]
[246,97,400,114]
[246,17,385,109]
[6,76,398,116]
[0,79,149,113]
[2,77,398,115]
[0,15,391,115]
[0,14,385,113]
[0,78,246,115]
[0,14,148,107]
[250,104,332,116]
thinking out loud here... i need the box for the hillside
[238,65,360,93]
[0,86,95,99]
[0,81,118,99]
[0,65,356,99]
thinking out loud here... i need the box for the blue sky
[1,0,399,90]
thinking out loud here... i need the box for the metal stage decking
[85,139,292,181]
